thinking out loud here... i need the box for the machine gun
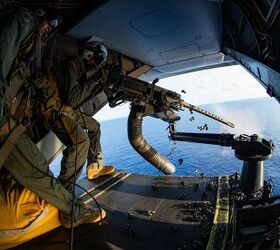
[103,71,235,128]
[169,126,275,197]
[102,69,235,175]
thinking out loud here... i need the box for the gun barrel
[181,101,235,128]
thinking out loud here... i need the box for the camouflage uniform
[50,56,106,187]
[0,8,91,221]
[76,110,102,164]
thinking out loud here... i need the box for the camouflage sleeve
[0,8,34,124]
[55,58,104,108]
[0,8,34,86]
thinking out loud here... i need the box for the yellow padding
[0,186,61,249]
[206,176,229,250]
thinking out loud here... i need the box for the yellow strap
[0,124,26,169]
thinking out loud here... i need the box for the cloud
[94,102,130,122]
[210,103,264,135]
[95,65,268,121]
[158,65,268,105]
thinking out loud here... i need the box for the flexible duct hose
[128,105,176,175]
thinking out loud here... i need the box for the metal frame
[224,47,280,103]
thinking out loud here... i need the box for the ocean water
[50,97,280,193]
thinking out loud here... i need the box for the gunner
[0,8,105,239]
[47,41,115,188]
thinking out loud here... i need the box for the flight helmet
[82,41,108,66]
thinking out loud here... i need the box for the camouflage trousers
[48,110,102,190]
[0,130,77,215]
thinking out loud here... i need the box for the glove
[108,65,123,82]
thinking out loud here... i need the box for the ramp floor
[16,171,217,250]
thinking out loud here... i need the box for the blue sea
[51,97,280,193]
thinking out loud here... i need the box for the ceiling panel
[68,0,222,68]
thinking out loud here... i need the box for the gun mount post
[234,134,273,196]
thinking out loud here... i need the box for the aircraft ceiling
[67,0,232,80]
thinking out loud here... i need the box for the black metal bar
[170,132,233,147]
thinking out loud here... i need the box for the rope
[79,108,96,164]
[166,139,177,160]
[69,119,78,250]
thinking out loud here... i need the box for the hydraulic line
[128,105,175,175]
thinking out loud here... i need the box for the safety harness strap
[0,124,26,169]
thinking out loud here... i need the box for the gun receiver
[105,75,235,128]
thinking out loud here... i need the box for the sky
[94,65,268,121]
